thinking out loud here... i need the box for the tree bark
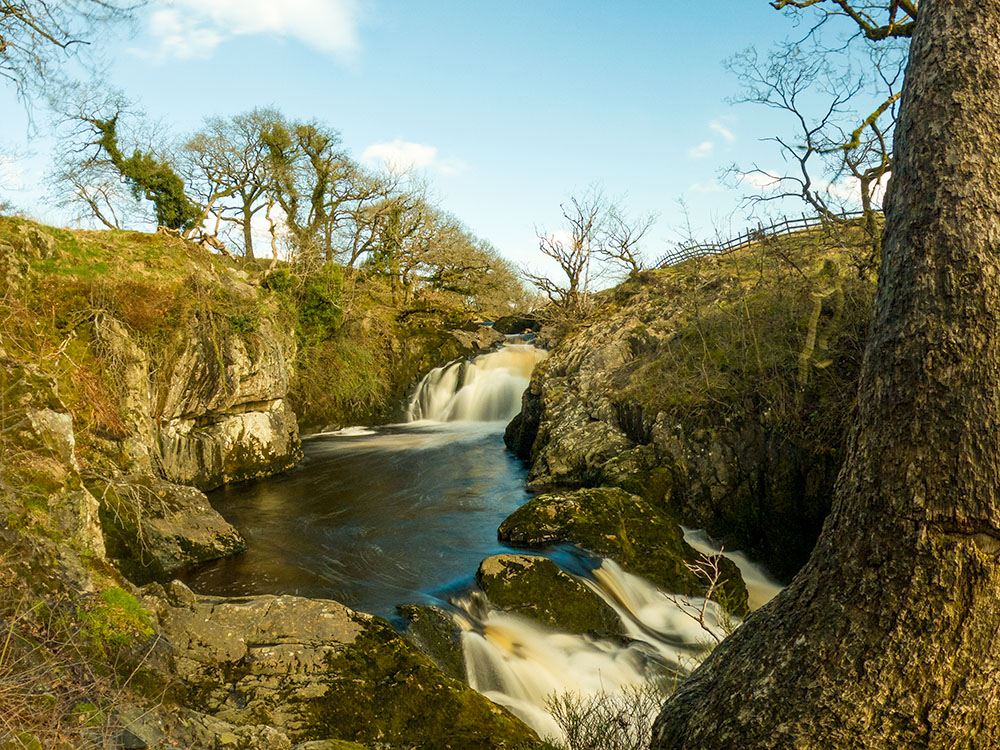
[242,206,255,260]
[652,2,1000,747]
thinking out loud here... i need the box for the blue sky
[0,1,875,271]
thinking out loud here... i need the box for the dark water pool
[180,422,532,622]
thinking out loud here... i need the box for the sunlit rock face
[153,316,302,490]
[506,262,872,580]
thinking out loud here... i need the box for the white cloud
[143,0,362,61]
[687,141,714,159]
[824,172,891,205]
[542,229,574,248]
[0,155,23,192]
[361,139,467,176]
[709,120,736,144]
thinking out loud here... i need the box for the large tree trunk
[242,210,255,260]
[652,3,1000,747]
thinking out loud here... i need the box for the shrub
[546,681,673,750]
[299,263,345,338]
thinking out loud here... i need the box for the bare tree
[48,84,147,229]
[727,38,904,270]
[524,188,607,311]
[1,2,141,98]
[772,0,917,40]
[598,206,656,276]
[182,108,282,258]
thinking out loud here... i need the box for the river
[182,340,782,742]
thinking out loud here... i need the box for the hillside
[507,220,877,578]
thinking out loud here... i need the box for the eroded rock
[397,603,466,682]
[145,582,538,748]
[92,474,244,583]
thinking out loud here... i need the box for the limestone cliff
[507,227,875,578]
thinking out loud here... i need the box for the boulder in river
[498,487,749,615]
[91,473,245,584]
[476,553,624,637]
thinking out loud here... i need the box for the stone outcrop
[1,362,106,562]
[476,553,624,636]
[154,325,301,490]
[144,582,538,749]
[499,487,748,614]
[94,300,302,493]
[397,603,467,682]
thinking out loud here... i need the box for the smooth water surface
[181,421,531,620]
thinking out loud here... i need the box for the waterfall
[457,554,780,743]
[407,341,546,423]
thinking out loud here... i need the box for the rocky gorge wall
[506,228,875,579]
[0,218,541,749]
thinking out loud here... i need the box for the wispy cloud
[687,118,736,161]
[687,141,714,159]
[361,139,468,176]
[0,154,24,192]
[142,0,363,62]
[709,119,736,144]
[742,169,782,191]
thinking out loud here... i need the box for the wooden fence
[655,211,865,268]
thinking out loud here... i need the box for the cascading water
[682,527,783,610]
[187,325,785,746]
[456,555,780,742]
[407,339,547,422]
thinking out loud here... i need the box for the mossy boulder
[498,488,748,615]
[476,554,623,637]
[397,603,466,681]
[145,582,538,749]
[90,473,245,584]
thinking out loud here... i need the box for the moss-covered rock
[498,488,748,615]
[89,473,245,584]
[397,603,467,682]
[476,554,623,637]
[145,582,538,749]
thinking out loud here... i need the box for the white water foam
[456,557,770,741]
[681,527,783,610]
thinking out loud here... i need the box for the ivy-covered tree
[91,114,201,231]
